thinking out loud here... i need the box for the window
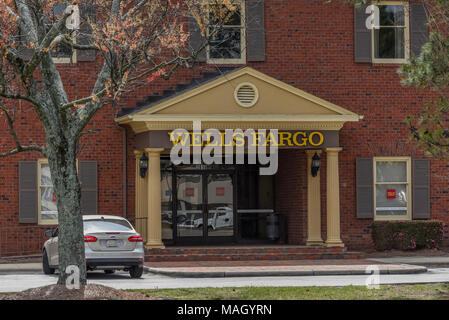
[38,159,79,225]
[374,157,411,220]
[38,159,58,225]
[371,2,409,63]
[207,0,246,64]
[48,3,77,63]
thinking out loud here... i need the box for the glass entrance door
[174,171,235,244]
[207,173,234,238]
[175,173,203,239]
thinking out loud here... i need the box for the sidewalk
[144,259,427,278]
[369,256,449,267]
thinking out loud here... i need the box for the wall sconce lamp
[139,153,149,178]
[311,152,321,177]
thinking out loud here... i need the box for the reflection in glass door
[207,173,234,238]
[176,174,203,239]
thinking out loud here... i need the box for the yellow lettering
[279,132,293,147]
[309,132,324,146]
[293,132,307,147]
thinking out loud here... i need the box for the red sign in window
[52,192,56,202]
[387,189,396,199]
[185,188,195,197]
[216,187,225,197]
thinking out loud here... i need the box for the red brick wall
[1,0,447,254]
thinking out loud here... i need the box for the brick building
[0,0,441,256]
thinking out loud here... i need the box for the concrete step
[145,251,365,262]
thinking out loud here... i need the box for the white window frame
[371,1,410,64]
[206,0,246,65]
[373,156,412,221]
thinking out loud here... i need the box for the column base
[325,240,345,248]
[306,240,325,246]
[145,242,165,249]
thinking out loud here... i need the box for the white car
[195,207,234,230]
[42,215,145,278]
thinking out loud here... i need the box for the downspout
[118,124,127,218]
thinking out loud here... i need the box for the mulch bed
[0,284,166,300]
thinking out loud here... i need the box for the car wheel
[104,270,115,274]
[129,265,144,278]
[42,250,55,275]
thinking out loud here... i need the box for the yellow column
[145,148,165,249]
[134,151,147,241]
[306,150,324,246]
[325,148,345,247]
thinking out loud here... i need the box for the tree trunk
[47,141,87,286]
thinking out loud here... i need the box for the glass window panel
[83,219,133,233]
[207,173,234,237]
[374,27,405,59]
[161,171,173,240]
[209,28,242,59]
[40,164,53,185]
[50,45,73,59]
[376,183,408,210]
[41,186,58,220]
[209,4,242,26]
[376,210,408,216]
[379,5,405,27]
[376,161,407,182]
[176,174,203,238]
[224,7,242,26]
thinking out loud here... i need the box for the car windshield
[83,219,133,233]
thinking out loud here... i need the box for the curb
[144,265,428,278]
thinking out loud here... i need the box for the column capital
[325,147,343,153]
[144,148,165,156]
[305,149,323,156]
[134,150,144,158]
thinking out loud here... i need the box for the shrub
[371,221,444,251]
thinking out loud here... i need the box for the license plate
[106,240,120,247]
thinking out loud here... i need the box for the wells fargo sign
[136,130,340,150]
[169,131,326,147]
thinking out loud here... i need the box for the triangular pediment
[116,67,362,132]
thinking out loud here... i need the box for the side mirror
[45,230,54,238]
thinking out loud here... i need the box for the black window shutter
[246,0,265,62]
[77,3,97,62]
[19,161,38,223]
[412,159,430,219]
[356,158,374,219]
[188,16,207,62]
[79,161,98,215]
[410,3,429,57]
[354,4,372,63]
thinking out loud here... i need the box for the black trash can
[266,213,280,240]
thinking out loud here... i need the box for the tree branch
[0,100,46,157]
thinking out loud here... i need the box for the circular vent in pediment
[234,83,259,108]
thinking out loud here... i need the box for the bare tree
[0,0,237,284]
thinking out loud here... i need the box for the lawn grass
[130,283,449,300]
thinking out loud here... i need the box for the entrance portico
[117,67,362,249]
